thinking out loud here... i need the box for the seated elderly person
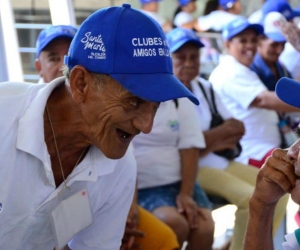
[166,27,289,250]
[132,98,215,248]
[209,17,300,168]
[0,5,199,250]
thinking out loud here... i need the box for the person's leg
[135,206,180,250]
[198,162,258,250]
[138,182,214,249]
[138,183,190,247]
[186,183,214,250]
[152,206,189,246]
[186,208,215,250]
[153,206,214,250]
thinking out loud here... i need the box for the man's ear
[35,59,42,76]
[69,66,90,103]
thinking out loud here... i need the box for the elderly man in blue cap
[0,4,198,250]
[35,25,77,84]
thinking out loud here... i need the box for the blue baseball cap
[140,0,161,4]
[166,28,204,53]
[276,77,300,108]
[262,0,300,21]
[222,17,264,41]
[64,4,199,105]
[263,12,286,42]
[36,25,77,58]
[219,0,238,10]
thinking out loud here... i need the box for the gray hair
[62,65,106,91]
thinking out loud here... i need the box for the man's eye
[49,57,60,62]
[129,100,140,107]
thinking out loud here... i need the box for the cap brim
[37,34,75,57]
[225,23,264,40]
[292,10,300,18]
[265,32,286,42]
[276,77,300,108]
[110,73,200,105]
[170,38,204,53]
[249,24,264,35]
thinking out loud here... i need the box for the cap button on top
[122,3,131,8]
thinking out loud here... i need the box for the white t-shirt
[280,42,300,79]
[209,55,281,164]
[174,11,193,27]
[197,10,241,32]
[248,9,263,24]
[190,77,233,170]
[133,98,205,189]
[139,10,166,26]
[0,78,136,250]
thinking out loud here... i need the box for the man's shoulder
[0,81,38,98]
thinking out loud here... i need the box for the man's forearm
[243,196,276,250]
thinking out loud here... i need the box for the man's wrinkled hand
[253,148,296,206]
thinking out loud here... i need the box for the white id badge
[50,188,93,250]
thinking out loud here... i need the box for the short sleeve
[223,71,266,109]
[177,98,206,149]
[210,60,267,110]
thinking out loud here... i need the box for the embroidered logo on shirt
[168,120,179,131]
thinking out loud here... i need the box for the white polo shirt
[174,11,193,27]
[190,77,232,170]
[0,78,136,250]
[209,55,281,164]
[248,9,263,24]
[197,10,241,32]
[133,98,205,189]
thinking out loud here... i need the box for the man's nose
[132,109,155,134]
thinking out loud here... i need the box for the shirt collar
[16,77,65,168]
[16,76,116,185]
[251,53,284,91]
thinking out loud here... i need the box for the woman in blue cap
[173,0,197,28]
[210,17,300,168]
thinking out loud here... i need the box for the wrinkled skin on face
[69,69,160,159]
[172,42,200,87]
[35,37,72,83]
[225,29,258,68]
